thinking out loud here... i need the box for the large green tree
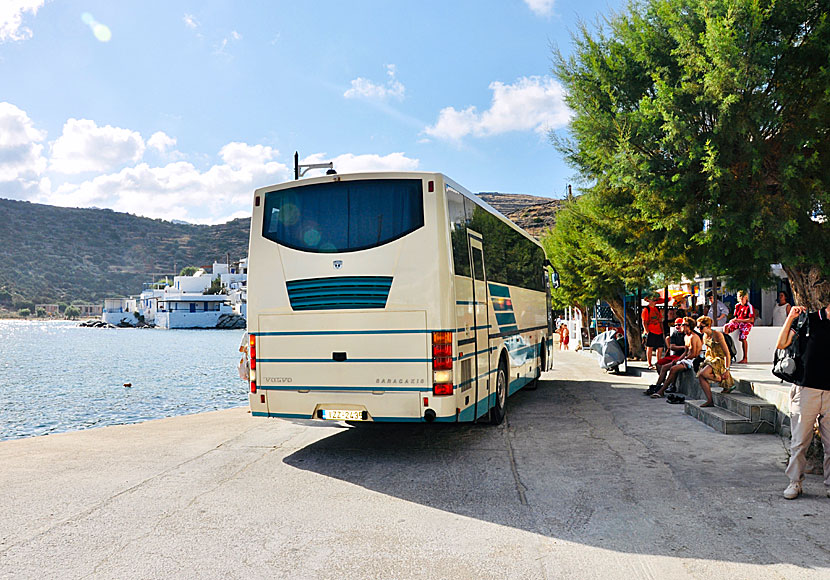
[542,191,666,357]
[554,0,830,308]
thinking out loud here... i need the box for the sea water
[0,320,247,441]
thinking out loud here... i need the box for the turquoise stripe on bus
[488,283,511,298]
[286,276,392,310]
[253,411,455,423]
[252,411,310,419]
[509,375,535,395]
[252,328,479,337]
[258,358,431,363]
[457,346,496,361]
[258,385,430,392]
[457,367,498,389]
[495,312,517,326]
[458,405,476,422]
[254,329,434,336]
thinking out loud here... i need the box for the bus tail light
[250,334,257,393]
[433,383,453,396]
[432,331,453,396]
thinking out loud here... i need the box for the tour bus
[246,172,552,424]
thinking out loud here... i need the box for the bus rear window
[262,179,424,253]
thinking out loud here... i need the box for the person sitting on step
[644,318,687,395]
[694,315,735,407]
[651,317,703,398]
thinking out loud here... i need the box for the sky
[1,0,623,224]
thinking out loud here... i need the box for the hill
[0,191,564,309]
[478,192,565,237]
[0,198,249,310]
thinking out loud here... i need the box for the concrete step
[684,400,776,435]
[711,392,777,424]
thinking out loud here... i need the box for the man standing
[777,302,830,500]
[706,291,729,326]
[641,295,664,369]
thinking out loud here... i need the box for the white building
[106,261,247,329]
[101,298,138,325]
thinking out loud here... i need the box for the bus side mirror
[550,269,560,289]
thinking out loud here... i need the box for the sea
[0,320,247,442]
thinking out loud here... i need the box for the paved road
[1,351,828,579]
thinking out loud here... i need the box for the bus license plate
[322,409,364,421]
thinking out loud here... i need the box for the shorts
[656,354,680,367]
[677,358,694,370]
[724,321,753,341]
[645,332,664,348]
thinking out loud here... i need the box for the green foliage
[64,305,81,319]
[204,277,225,295]
[35,307,46,317]
[179,266,199,276]
[17,308,30,317]
[553,0,830,292]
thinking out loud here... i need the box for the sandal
[721,385,735,394]
[650,392,664,398]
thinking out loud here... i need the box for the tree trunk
[783,264,830,310]
[605,296,645,359]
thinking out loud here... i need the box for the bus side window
[472,247,485,282]
[447,188,472,277]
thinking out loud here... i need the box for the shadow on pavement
[283,370,829,570]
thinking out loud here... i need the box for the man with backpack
[777,303,830,500]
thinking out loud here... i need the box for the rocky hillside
[0,191,564,308]
[478,192,565,237]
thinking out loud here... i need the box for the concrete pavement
[1,350,828,579]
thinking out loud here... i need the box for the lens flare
[81,12,112,42]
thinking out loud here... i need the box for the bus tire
[490,359,507,425]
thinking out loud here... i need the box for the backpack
[772,313,809,384]
[722,332,738,360]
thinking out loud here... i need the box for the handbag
[771,312,808,384]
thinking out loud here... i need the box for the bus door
[468,232,491,419]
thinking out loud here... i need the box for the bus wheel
[490,360,507,425]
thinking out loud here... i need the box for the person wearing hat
[641,294,664,368]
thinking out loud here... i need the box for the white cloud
[0,102,47,191]
[1,104,422,223]
[220,142,278,169]
[301,152,419,177]
[147,131,176,153]
[423,76,571,142]
[44,145,291,224]
[524,0,555,17]
[344,64,405,101]
[214,30,242,56]
[49,118,146,174]
[183,13,199,29]
[0,0,44,42]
